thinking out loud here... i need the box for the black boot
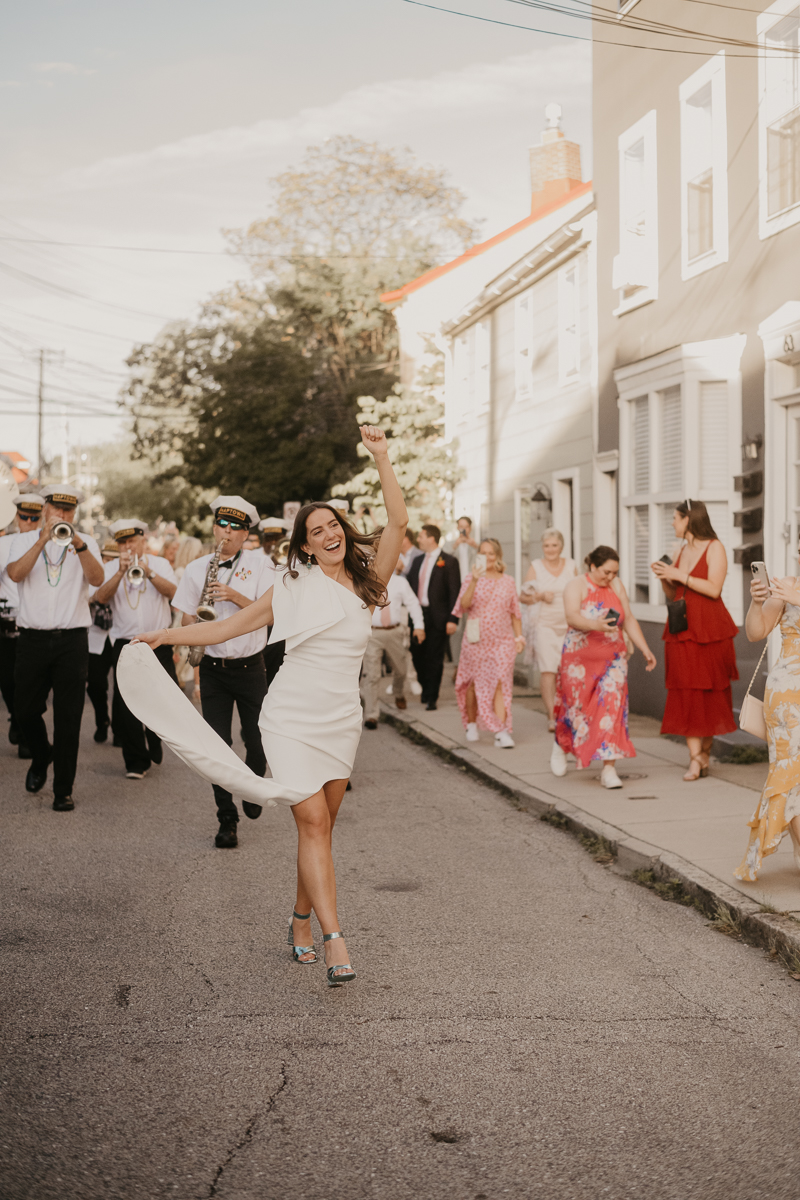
[242,801,262,820]
[215,819,238,849]
[94,722,109,743]
[8,720,19,746]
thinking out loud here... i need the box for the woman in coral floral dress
[453,539,524,749]
[551,546,656,789]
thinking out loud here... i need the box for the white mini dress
[117,566,372,807]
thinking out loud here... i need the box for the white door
[786,403,800,576]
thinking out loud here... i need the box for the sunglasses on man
[214,518,247,530]
[17,513,40,523]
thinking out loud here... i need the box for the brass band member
[6,486,104,810]
[93,519,178,779]
[0,493,44,757]
[172,496,276,849]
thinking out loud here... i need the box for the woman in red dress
[651,500,738,781]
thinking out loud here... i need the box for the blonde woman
[452,538,524,748]
[520,529,577,732]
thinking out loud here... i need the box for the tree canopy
[124,136,480,518]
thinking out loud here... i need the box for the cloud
[33,62,96,76]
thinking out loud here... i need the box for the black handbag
[666,589,688,635]
[92,603,113,631]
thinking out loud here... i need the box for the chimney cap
[545,102,562,129]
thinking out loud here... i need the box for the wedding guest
[453,539,524,748]
[520,528,577,732]
[735,560,800,881]
[446,516,479,582]
[361,556,425,728]
[406,525,460,711]
[651,500,738,782]
[173,537,204,584]
[399,531,422,577]
[551,546,656,789]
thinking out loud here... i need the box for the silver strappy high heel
[323,931,356,987]
[287,910,317,964]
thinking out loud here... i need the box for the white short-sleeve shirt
[0,534,20,611]
[172,548,275,659]
[9,530,102,630]
[99,555,177,644]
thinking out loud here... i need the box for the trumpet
[51,521,74,547]
[271,537,291,567]
[126,554,146,585]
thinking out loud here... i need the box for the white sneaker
[466,722,479,742]
[125,770,147,780]
[550,742,567,777]
[494,730,515,749]
[410,680,422,696]
[600,763,623,789]
[385,684,393,695]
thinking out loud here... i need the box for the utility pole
[31,348,64,486]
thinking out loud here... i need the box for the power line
[398,0,799,55]
[0,235,457,262]
[0,303,139,344]
[0,259,174,322]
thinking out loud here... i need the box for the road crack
[206,1059,288,1198]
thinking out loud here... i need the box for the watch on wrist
[75,544,88,553]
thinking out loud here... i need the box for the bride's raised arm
[134,587,275,651]
[359,424,408,587]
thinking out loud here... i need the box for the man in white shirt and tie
[93,518,178,780]
[6,485,104,809]
[362,557,425,729]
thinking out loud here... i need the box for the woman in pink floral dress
[550,546,656,789]
[453,539,525,749]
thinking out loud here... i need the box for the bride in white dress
[118,426,406,988]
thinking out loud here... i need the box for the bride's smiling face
[303,509,347,566]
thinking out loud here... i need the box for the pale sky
[0,0,590,467]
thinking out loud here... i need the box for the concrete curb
[380,705,800,971]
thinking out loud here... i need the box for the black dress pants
[410,611,448,705]
[263,638,286,689]
[0,632,17,727]
[15,627,89,798]
[86,637,113,731]
[199,654,268,822]
[111,639,178,773]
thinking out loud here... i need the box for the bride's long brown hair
[284,502,388,608]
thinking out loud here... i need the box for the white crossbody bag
[739,639,770,742]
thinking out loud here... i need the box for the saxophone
[188,540,225,667]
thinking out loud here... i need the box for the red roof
[0,450,32,485]
[380,180,593,304]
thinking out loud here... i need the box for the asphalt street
[2,704,800,1200]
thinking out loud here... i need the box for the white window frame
[474,318,491,416]
[558,262,581,385]
[759,302,800,592]
[679,52,729,280]
[616,336,746,625]
[758,0,800,239]
[552,467,581,561]
[613,109,658,316]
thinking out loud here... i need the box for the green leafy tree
[125,137,480,512]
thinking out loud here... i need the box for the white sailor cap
[109,518,148,541]
[327,498,350,514]
[14,493,45,515]
[42,484,84,507]
[258,516,291,534]
[210,495,259,528]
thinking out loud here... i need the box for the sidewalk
[377,667,800,925]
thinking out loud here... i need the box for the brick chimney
[529,103,582,214]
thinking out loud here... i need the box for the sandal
[287,910,317,964]
[683,755,708,782]
[323,931,356,988]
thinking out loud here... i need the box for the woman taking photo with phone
[651,500,738,781]
[453,538,524,748]
[735,561,800,882]
[550,546,656,789]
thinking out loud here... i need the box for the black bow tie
[219,559,235,569]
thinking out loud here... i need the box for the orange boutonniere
[436,558,445,567]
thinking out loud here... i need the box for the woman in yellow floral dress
[735,569,800,882]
